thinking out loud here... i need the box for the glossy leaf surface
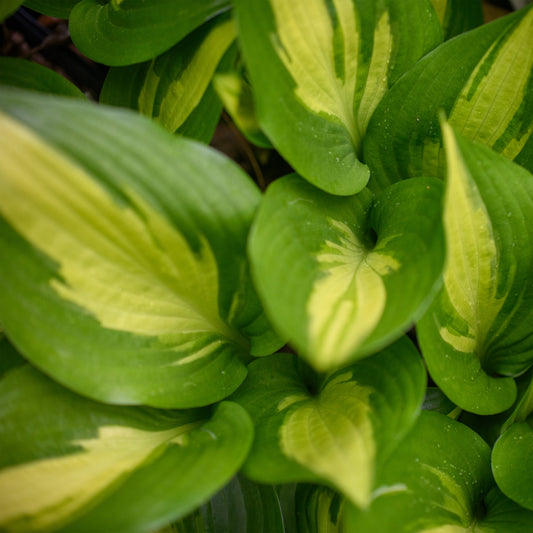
[365,6,533,190]
[345,411,533,532]
[231,337,426,508]
[69,0,230,66]
[0,365,253,533]
[0,88,278,409]
[492,421,533,511]
[234,0,442,195]
[100,14,236,143]
[418,123,533,414]
[0,58,85,98]
[249,174,444,370]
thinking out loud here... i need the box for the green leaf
[213,71,272,149]
[231,336,426,509]
[430,0,483,40]
[0,0,23,21]
[423,387,459,417]
[0,365,253,533]
[344,411,494,532]
[291,484,345,533]
[100,14,236,143]
[249,174,444,370]
[69,0,230,66]
[22,0,79,18]
[0,58,85,98]
[345,411,533,532]
[492,421,533,511]
[365,6,533,190]
[0,87,279,409]
[417,122,533,414]
[480,487,533,533]
[166,475,284,533]
[0,335,26,378]
[234,0,442,195]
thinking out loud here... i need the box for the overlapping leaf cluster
[1,0,533,531]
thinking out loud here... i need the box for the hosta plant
[1,0,533,531]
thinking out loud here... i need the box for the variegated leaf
[490,372,533,510]
[231,337,426,509]
[69,0,230,66]
[100,14,236,143]
[0,87,280,409]
[234,0,442,195]
[344,411,533,533]
[418,122,533,415]
[249,173,444,370]
[213,71,272,148]
[0,365,253,533]
[365,5,533,190]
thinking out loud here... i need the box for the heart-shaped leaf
[69,0,230,66]
[344,411,533,532]
[233,0,442,195]
[418,122,533,414]
[100,14,236,143]
[0,365,253,533]
[0,58,85,98]
[249,174,444,370]
[365,5,533,190]
[0,87,280,409]
[231,336,426,509]
[166,475,284,533]
[430,0,483,40]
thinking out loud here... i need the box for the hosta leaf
[418,122,533,414]
[0,87,279,409]
[365,6,533,190]
[0,335,25,378]
[423,387,458,417]
[22,0,79,18]
[492,421,533,511]
[490,372,533,510]
[69,0,230,66]
[0,58,85,98]
[0,0,23,21]
[231,336,426,509]
[165,475,284,533]
[213,72,272,149]
[344,411,533,532]
[291,484,344,533]
[430,0,483,40]
[249,174,444,370]
[100,14,236,143]
[234,0,442,195]
[0,365,253,533]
